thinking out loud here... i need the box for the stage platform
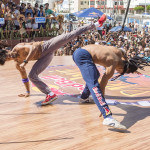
[0,56,150,150]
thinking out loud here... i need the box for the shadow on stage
[34,94,150,132]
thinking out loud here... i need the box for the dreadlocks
[127,56,150,72]
[0,40,9,65]
[0,49,7,65]
[111,56,150,81]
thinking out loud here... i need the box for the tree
[134,6,144,11]
[147,5,150,11]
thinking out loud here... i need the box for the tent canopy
[143,12,150,15]
[109,26,132,32]
[73,7,112,20]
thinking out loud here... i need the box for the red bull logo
[104,106,111,116]
[92,87,106,106]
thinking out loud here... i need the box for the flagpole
[145,0,147,14]
[121,0,131,31]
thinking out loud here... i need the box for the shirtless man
[0,14,107,105]
[73,45,150,130]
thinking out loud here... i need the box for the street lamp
[145,0,147,14]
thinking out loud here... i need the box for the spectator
[37,5,45,29]
[117,40,123,48]
[137,45,144,54]
[0,0,5,14]
[45,3,54,17]
[5,6,12,18]
[25,3,34,18]
[134,21,139,32]
[138,50,145,57]
[144,48,150,57]
[20,3,26,16]
[33,3,39,17]
[97,26,103,39]
[67,21,73,32]
[44,3,55,27]
[25,12,32,29]
[4,6,15,30]
[131,51,137,57]
[13,5,20,30]
[0,5,4,18]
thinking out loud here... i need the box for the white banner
[35,17,46,23]
[0,18,5,24]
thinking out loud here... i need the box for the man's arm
[31,7,35,14]
[99,65,116,96]
[16,62,30,97]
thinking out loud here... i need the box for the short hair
[40,5,43,8]
[45,3,49,6]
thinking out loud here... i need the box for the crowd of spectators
[55,22,150,59]
[0,0,149,59]
[0,0,55,30]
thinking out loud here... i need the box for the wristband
[22,78,29,83]
[26,91,30,94]
[23,60,28,64]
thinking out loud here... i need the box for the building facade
[19,0,149,15]
[88,0,150,15]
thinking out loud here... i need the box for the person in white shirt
[13,5,20,30]
[134,21,139,32]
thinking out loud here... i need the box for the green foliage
[5,28,9,39]
[147,5,150,11]
[0,22,60,41]
[134,6,144,11]
[0,28,5,40]
[51,23,58,36]
[14,31,20,39]
[10,30,14,40]
[34,31,38,37]
[45,23,50,37]
[39,25,45,37]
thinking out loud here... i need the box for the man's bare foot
[18,93,30,97]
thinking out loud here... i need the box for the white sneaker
[79,96,94,104]
[88,95,94,103]
[103,118,127,130]
[79,98,90,104]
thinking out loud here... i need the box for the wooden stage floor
[0,56,150,150]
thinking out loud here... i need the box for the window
[81,1,84,5]
[120,1,124,5]
[96,1,100,5]
[90,1,95,5]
